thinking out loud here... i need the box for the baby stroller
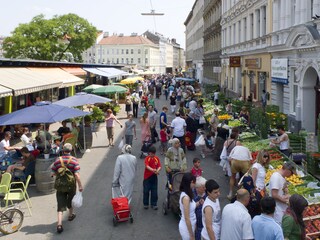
[140,137,153,159]
[111,186,133,226]
[162,171,184,216]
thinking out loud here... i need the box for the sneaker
[152,206,158,210]
[227,194,233,200]
[144,205,149,209]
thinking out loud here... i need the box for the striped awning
[61,67,87,76]
[0,85,13,97]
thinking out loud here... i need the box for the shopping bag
[118,139,124,150]
[199,116,206,124]
[195,135,205,147]
[72,191,83,208]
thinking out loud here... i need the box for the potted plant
[43,148,50,159]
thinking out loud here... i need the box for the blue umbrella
[176,77,196,82]
[53,92,111,107]
[0,101,89,126]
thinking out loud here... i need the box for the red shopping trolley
[111,186,133,226]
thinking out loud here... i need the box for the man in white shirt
[131,90,140,118]
[188,98,197,112]
[0,131,19,158]
[220,189,253,240]
[228,145,252,199]
[269,162,295,224]
[171,112,187,152]
[213,91,219,105]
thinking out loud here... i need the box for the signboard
[213,67,222,73]
[245,58,261,69]
[230,56,241,67]
[271,58,288,84]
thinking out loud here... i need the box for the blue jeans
[143,174,158,207]
[125,135,133,146]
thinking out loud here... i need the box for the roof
[98,35,156,46]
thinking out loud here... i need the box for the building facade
[184,0,204,82]
[203,0,222,85]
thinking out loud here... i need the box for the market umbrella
[0,101,89,125]
[83,84,103,93]
[53,92,111,107]
[176,77,196,82]
[120,77,144,84]
[113,83,128,88]
[92,85,128,95]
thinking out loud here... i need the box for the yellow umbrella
[120,77,144,84]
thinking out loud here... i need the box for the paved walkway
[2,94,230,240]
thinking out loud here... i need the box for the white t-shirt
[279,133,289,150]
[220,201,253,240]
[0,139,10,155]
[214,92,219,100]
[189,100,197,112]
[269,171,287,224]
[201,198,221,240]
[21,134,31,146]
[252,162,266,190]
[229,146,252,161]
[171,117,186,137]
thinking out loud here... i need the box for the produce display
[238,132,259,141]
[305,219,320,237]
[242,139,270,152]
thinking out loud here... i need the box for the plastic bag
[118,139,124,150]
[199,116,206,124]
[195,135,205,147]
[72,191,83,208]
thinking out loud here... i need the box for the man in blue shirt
[252,197,284,240]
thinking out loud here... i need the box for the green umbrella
[83,84,103,93]
[113,83,128,88]
[92,85,128,95]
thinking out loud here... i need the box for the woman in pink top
[105,109,122,146]
[140,112,151,144]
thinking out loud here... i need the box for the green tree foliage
[3,13,97,62]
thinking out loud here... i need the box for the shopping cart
[111,186,133,226]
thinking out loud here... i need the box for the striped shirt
[51,154,80,174]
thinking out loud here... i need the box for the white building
[184,0,204,82]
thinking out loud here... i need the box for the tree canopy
[3,13,98,62]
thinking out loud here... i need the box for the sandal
[57,225,63,233]
[68,214,76,221]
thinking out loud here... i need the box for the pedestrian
[139,101,147,118]
[125,92,132,118]
[160,125,169,155]
[148,94,155,108]
[193,176,207,240]
[201,179,221,240]
[141,92,148,106]
[164,84,169,100]
[112,144,137,203]
[51,143,83,234]
[252,197,284,240]
[105,109,123,147]
[143,146,161,210]
[160,106,169,130]
[282,194,308,240]
[269,162,295,224]
[171,112,187,152]
[131,90,140,118]
[122,114,137,146]
[228,145,252,199]
[213,91,219,105]
[191,158,202,178]
[261,90,267,109]
[213,124,229,162]
[194,102,205,129]
[252,149,270,197]
[170,92,177,114]
[179,172,197,240]
[140,112,151,144]
[147,105,158,143]
[271,125,290,157]
[220,189,253,240]
[186,111,198,150]
[239,106,250,125]
[209,109,219,134]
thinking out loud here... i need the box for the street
[2,94,230,240]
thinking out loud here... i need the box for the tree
[3,14,98,62]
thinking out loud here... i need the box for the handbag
[199,116,206,124]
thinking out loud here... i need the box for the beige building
[203,0,222,84]
[184,0,204,82]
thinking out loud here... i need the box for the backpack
[54,157,76,192]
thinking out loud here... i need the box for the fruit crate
[289,133,306,153]
[305,217,320,237]
[307,232,320,240]
[307,153,320,176]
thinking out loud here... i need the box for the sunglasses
[263,155,270,158]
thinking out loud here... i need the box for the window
[117,49,119,54]
[126,49,129,54]
[107,49,109,54]
[145,49,148,54]
[126,58,129,64]
[131,49,134,54]
[121,58,124,63]
[111,49,114,54]
[145,58,148,64]
[122,49,124,54]
[138,49,141,54]
[138,58,141,64]
[131,58,133,64]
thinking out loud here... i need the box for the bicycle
[0,194,24,235]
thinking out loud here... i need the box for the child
[201,132,215,159]
[143,146,161,210]
[191,158,202,177]
[160,125,169,155]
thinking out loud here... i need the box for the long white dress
[112,153,137,203]
[179,192,196,240]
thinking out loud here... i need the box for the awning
[83,68,128,78]
[0,85,13,97]
[0,68,62,96]
[28,68,84,88]
[61,67,87,76]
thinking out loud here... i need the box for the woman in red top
[141,92,148,106]
[143,146,161,210]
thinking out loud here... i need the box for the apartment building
[184,0,204,82]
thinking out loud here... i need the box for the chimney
[119,33,124,37]
[131,32,137,37]
[103,32,109,38]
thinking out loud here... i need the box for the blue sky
[1,0,194,48]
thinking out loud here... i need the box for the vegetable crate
[289,133,306,153]
[307,153,320,176]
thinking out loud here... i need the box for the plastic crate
[307,153,320,175]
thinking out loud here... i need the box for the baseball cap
[63,143,73,152]
[283,162,296,175]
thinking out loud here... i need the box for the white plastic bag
[199,116,206,124]
[72,191,83,208]
[118,139,124,150]
[195,135,205,147]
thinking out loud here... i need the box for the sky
[0,0,195,48]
